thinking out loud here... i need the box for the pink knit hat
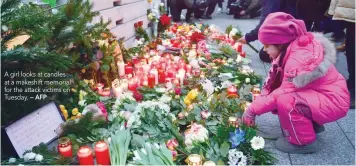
[258,12,308,44]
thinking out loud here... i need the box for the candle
[96,83,104,94]
[120,79,128,91]
[132,56,140,65]
[100,88,111,97]
[148,73,155,88]
[117,61,125,77]
[186,154,203,166]
[94,141,111,165]
[151,69,159,85]
[167,68,175,78]
[186,65,192,74]
[158,69,166,83]
[192,68,201,77]
[227,85,237,96]
[165,78,173,89]
[77,146,94,165]
[228,117,238,128]
[237,43,242,52]
[128,79,138,91]
[58,137,72,157]
[114,87,122,98]
[125,65,133,75]
[178,69,186,86]
[173,78,180,87]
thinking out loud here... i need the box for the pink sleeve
[249,94,277,116]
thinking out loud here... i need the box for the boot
[313,121,325,133]
[275,137,322,154]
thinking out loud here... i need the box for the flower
[250,136,265,150]
[190,32,205,43]
[245,78,250,84]
[82,104,101,115]
[78,100,87,106]
[160,2,164,6]
[35,154,43,162]
[201,110,211,119]
[185,123,209,147]
[133,91,143,101]
[171,150,178,161]
[166,139,179,150]
[175,88,182,95]
[160,14,171,27]
[71,108,79,116]
[178,112,185,119]
[8,158,16,163]
[203,161,216,166]
[238,162,246,166]
[228,129,245,148]
[96,102,107,114]
[123,111,132,120]
[51,8,58,14]
[24,152,36,161]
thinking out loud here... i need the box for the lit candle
[151,68,159,85]
[227,85,237,96]
[77,146,94,165]
[148,73,155,88]
[186,154,203,166]
[100,88,111,97]
[128,79,138,91]
[96,83,104,94]
[58,137,72,157]
[113,87,122,98]
[117,61,125,77]
[237,43,242,52]
[167,68,176,78]
[186,65,192,74]
[94,141,111,165]
[158,69,166,83]
[125,65,133,75]
[228,117,238,128]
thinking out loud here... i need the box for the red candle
[100,88,111,97]
[237,43,242,52]
[167,69,175,78]
[179,62,186,70]
[186,65,192,74]
[58,137,72,157]
[148,73,155,88]
[158,69,166,83]
[77,146,94,165]
[240,51,246,58]
[227,85,237,96]
[125,65,133,75]
[94,141,111,165]
[132,56,140,65]
[128,79,138,91]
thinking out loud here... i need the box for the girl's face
[263,44,280,60]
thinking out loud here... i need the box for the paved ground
[190,6,355,165]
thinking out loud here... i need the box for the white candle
[151,69,159,85]
[114,87,122,98]
[178,69,186,86]
[117,61,125,77]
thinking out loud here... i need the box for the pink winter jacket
[250,32,350,125]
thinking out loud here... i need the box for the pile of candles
[58,137,110,165]
[96,51,200,98]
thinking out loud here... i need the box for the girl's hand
[242,107,256,126]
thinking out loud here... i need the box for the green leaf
[100,64,110,72]
[186,113,196,122]
[132,134,146,148]
[245,128,257,141]
[220,141,230,157]
[206,120,218,126]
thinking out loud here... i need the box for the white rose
[78,100,87,106]
[245,78,250,84]
[51,9,58,14]
[24,152,36,161]
[123,111,131,120]
[185,136,193,147]
[8,158,16,163]
[160,3,165,6]
[35,154,43,162]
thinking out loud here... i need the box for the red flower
[190,32,205,43]
[134,23,138,29]
[160,14,171,26]
[138,21,143,27]
[175,88,182,95]
[133,91,143,102]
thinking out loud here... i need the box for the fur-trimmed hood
[283,32,337,88]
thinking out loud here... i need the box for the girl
[242,12,350,154]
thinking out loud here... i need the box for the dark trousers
[170,2,193,21]
[206,0,219,16]
[218,0,223,8]
[227,0,236,9]
[346,22,355,94]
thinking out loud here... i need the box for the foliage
[109,127,132,165]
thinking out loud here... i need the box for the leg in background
[206,0,219,18]
[346,22,355,108]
